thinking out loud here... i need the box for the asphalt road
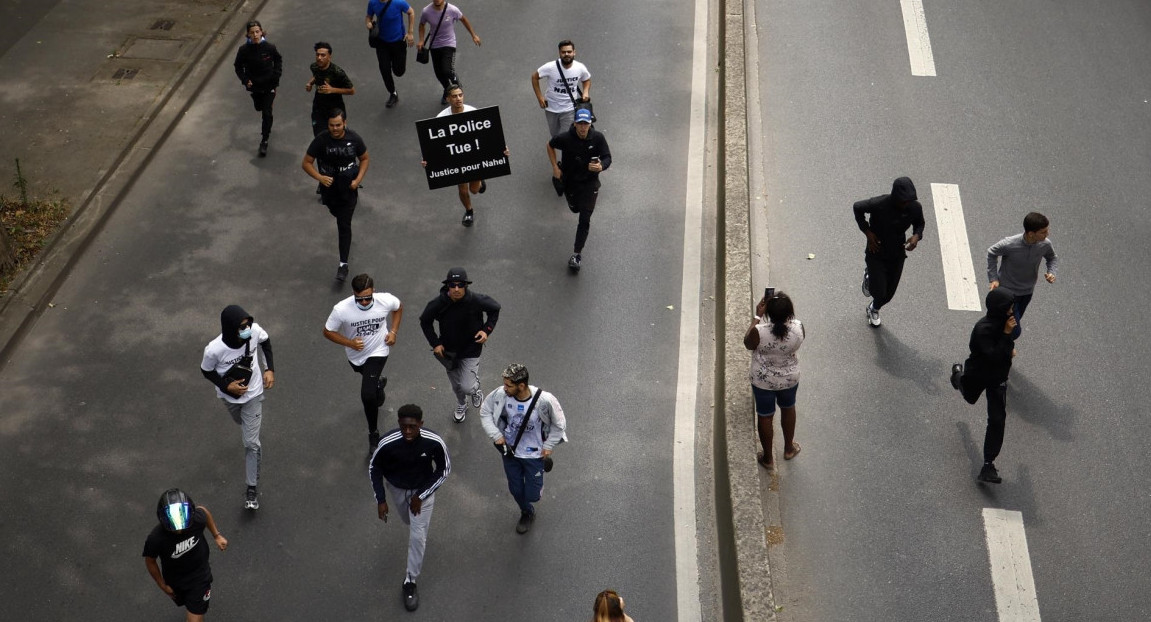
[0,0,706,620]
[755,0,1151,620]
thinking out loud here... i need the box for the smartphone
[764,287,775,301]
[590,156,600,163]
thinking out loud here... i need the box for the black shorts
[172,581,212,615]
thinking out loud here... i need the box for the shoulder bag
[557,60,595,122]
[416,4,447,64]
[494,389,543,457]
[367,0,393,48]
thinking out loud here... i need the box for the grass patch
[0,159,71,294]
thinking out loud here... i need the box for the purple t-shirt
[420,3,463,48]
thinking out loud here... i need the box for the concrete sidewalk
[0,0,254,363]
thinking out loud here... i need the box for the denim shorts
[751,383,798,416]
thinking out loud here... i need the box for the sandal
[784,441,801,461]
[757,452,774,470]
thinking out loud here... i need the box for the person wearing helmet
[143,489,228,621]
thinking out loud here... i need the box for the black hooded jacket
[549,124,611,185]
[853,177,926,259]
[201,305,274,391]
[233,39,283,92]
[964,289,1015,385]
[419,289,501,359]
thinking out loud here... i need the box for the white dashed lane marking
[931,183,982,311]
[983,509,1043,621]
[899,0,937,76]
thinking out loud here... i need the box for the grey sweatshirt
[986,233,1058,295]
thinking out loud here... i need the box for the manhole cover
[121,38,184,61]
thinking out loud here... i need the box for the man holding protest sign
[419,84,509,227]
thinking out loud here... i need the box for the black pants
[325,199,357,263]
[565,181,600,253]
[350,356,388,433]
[249,90,275,139]
[430,46,458,93]
[864,252,906,311]
[961,373,1008,463]
[374,40,408,94]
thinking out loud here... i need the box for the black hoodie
[419,289,501,359]
[853,177,926,259]
[964,289,1015,385]
[549,124,612,185]
[233,38,283,92]
[201,305,274,391]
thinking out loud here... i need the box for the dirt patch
[0,192,70,294]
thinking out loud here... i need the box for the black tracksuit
[853,177,926,310]
[549,125,612,253]
[960,288,1016,463]
[233,39,283,140]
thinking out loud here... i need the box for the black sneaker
[950,363,963,390]
[368,431,381,457]
[462,211,474,227]
[567,253,581,272]
[336,264,349,282]
[258,140,268,157]
[515,511,534,534]
[402,581,419,611]
[244,486,259,510]
[478,180,487,194]
[386,92,399,108]
[862,268,870,297]
[978,463,1002,484]
[376,376,387,404]
[866,302,881,327]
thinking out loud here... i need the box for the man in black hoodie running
[233,21,283,157]
[853,177,925,327]
[200,305,276,509]
[418,267,501,422]
[950,288,1017,484]
[547,107,611,272]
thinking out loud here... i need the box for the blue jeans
[501,455,545,515]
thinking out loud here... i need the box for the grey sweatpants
[223,395,262,487]
[446,357,481,406]
[385,480,436,582]
[545,109,575,138]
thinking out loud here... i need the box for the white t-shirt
[503,393,549,459]
[325,293,402,366]
[437,103,477,117]
[536,59,590,113]
[201,323,269,404]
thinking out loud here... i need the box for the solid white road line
[982,509,1043,621]
[672,0,707,617]
[931,183,982,311]
[899,0,937,76]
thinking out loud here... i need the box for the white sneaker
[866,303,881,327]
[453,404,467,422]
[470,388,483,408]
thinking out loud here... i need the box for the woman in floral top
[743,291,805,469]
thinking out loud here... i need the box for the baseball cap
[574,108,593,124]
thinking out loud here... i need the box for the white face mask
[356,299,375,311]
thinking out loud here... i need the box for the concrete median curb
[719,0,779,618]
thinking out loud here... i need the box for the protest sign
[416,106,511,190]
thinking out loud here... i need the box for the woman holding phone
[743,290,805,469]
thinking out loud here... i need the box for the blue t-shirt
[367,0,412,42]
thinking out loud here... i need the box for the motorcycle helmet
[156,488,196,532]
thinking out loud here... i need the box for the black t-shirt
[306,129,368,177]
[142,508,212,589]
[310,61,353,111]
